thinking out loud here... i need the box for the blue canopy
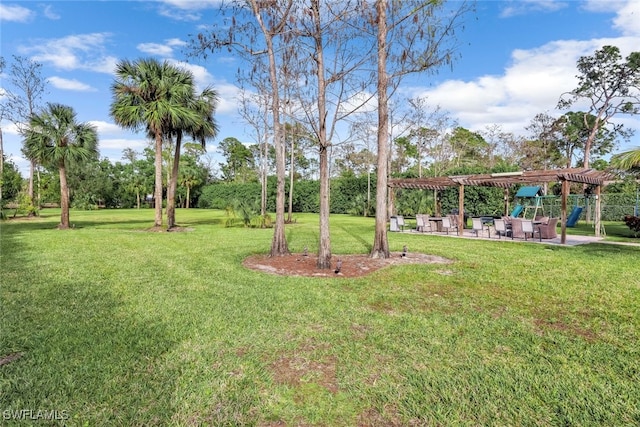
[515,186,542,198]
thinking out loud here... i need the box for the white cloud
[167,61,241,113]
[581,1,640,38]
[48,76,96,92]
[41,4,60,20]
[137,38,188,57]
[612,0,640,37]
[158,0,219,9]
[0,121,21,136]
[99,138,147,150]
[171,61,212,84]
[155,0,222,21]
[88,121,125,135]
[205,142,220,154]
[214,82,242,115]
[0,4,34,22]
[418,35,640,138]
[500,0,568,18]
[19,33,117,74]
[137,42,174,57]
[166,38,187,47]
[158,7,202,22]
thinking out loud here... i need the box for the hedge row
[197,176,372,214]
[196,176,638,221]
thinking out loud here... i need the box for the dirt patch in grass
[356,406,405,427]
[270,354,339,394]
[0,352,23,367]
[244,252,452,278]
[144,226,194,232]
[533,318,598,342]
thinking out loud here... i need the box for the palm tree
[178,164,203,209]
[611,147,640,171]
[166,87,218,229]
[110,58,200,228]
[23,103,98,229]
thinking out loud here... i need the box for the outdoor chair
[397,215,405,231]
[493,218,510,239]
[471,217,490,238]
[521,219,541,241]
[415,214,432,233]
[390,215,405,232]
[510,218,524,239]
[441,216,459,235]
[537,217,558,239]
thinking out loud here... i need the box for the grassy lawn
[1,209,639,426]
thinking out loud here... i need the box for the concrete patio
[400,227,605,246]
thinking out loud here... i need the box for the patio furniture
[537,217,559,239]
[415,214,432,233]
[493,218,510,239]
[441,216,459,235]
[510,218,524,239]
[471,217,491,238]
[429,217,444,232]
[521,219,541,241]
[390,215,405,232]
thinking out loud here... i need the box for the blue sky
[1,0,639,176]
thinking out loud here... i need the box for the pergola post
[561,179,569,244]
[595,184,602,237]
[458,184,465,230]
[503,188,510,216]
[389,187,396,218]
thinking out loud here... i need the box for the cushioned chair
[510,218,524,239]
[537,217,558,239]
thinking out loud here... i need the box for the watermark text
[3,409,70,421]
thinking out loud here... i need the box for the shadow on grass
[0,237,179,424]
[338,225,373,253]
[576,242,640,256]
[2,215,225,231]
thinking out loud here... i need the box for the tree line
[2,1,639,266]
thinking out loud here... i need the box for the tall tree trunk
[28,161,34,200]
[153,132,164,227]
[27,160,36,216]
[186,185,191,209]
[318,144,331,268]
[167,132,182,229]
[261,136,267,218]
[36,167,41,211]
[367,168,371,216]
[287,131,295,223]
[371,0,390,259]
[58,162,70,229]
[253,4,288,256]
[312,0,332,269]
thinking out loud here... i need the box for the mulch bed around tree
[243,252,452,278]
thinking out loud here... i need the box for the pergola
[388,168,612,244]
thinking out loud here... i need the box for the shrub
[623,215,640,237]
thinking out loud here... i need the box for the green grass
[1,209,639,426]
